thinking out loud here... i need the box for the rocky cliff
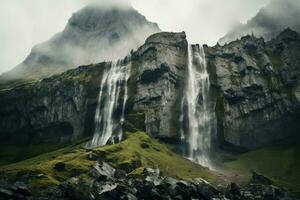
[208,28,300,150]
[0,63,107,144]
[0,4,160,84]
[0,29,299,151]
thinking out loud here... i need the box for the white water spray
[182,45,214,168]
[89,61,131,148]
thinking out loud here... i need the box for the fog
[219,0,300,44]
[0,0,271,74]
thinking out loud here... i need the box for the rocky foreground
[0,132,298,200]
[0,162,295,200]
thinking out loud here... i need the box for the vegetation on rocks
[221,144,300,196]
[0,132,222,192]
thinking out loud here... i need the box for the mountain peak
[0,4,160,83]
[219,0,300,44]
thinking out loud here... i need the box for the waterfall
[89,60,131,148]
[181,44,214,168]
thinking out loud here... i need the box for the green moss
[266,51,283,70]
[0,132,224,191]
[223,144,300,195]
[124,110,146,132]
[92,132,220,183]
[68,72,92,82]
[0,132,224,192]
[0,143,95,191]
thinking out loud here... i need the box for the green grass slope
[223,144,300,195]
[0,132,222,191]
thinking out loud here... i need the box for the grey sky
[0,0,270,74]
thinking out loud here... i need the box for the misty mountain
[0,4,160,83]
[218,0,300,45]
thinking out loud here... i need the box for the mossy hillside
[92,132,221,183]
[0,143,95,191]
[0,132,223,192]
[222,144,300,195]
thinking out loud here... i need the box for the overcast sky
[0,0,270,74]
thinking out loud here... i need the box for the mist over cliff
[219,0,300,44]
[0,3,160,83]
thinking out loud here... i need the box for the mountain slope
[0,5,160,84]
[219,0,300,44]
[0,132,221,196]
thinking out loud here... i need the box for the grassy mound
[223,144,300,195]
[0,132,222,191]
[92,132,220,182]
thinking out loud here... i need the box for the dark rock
[136,181,155,199]
[0,188,14,198]
[227,182,241,196]
[92,181,118,199]
[194,178,220,199]
[114,169,127,179]
[140,142,150,149]
[60,177,91,200]
[54,162,66,171]
[251,171,273,185]
[13,182,30,196]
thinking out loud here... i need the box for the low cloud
[0,0,270,74]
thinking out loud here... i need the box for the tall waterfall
[89,61,131,148]
[181,44,214,168]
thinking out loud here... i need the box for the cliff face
[0,32,187,145]
[128,32,187,139]
[0,64,107,144]
[208,28,300,150]
[0,30,299,151]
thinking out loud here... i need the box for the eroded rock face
[0,30,299,151]
[0,63,108,144]
[128,32,188,138]
[207,29,300,150]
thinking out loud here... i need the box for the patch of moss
[266,51,283,70]
[223,144,300,196]
[68,72,92,83]
[92,132,221,183]
[124,110,146,132]
[0,143,95,191]
[0,132,224,192]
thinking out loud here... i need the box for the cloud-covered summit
[219,0,300,44]
[0,3,160,83]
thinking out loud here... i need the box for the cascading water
[181,44,215,168]
[88,60,131,148]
